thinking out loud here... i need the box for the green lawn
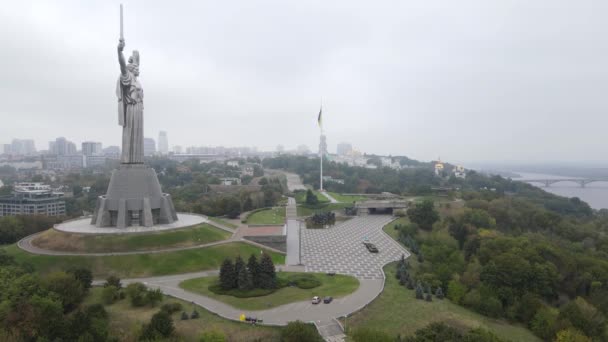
[207,216,238,229]
[294,190,330,204]
[343,263,540,342]
[247,207,286,225]
[326,192,367,203]
[3,242,285,279]
[32,224,231,253]
[180,272,359,310]
[84,287,284,342]
[297,203,352,217]
[382,217,409,241]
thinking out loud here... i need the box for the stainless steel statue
[91,5,177,228]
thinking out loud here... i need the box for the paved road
[285,197,301,265]
[94,216,408,328]
[265,169,307,192]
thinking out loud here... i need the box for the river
[513,172,608,210]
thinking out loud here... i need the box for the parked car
[323,296,333,304]
[363,242,379,253]
[312,296,321,304]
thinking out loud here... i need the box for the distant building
[453,165,466,179]
[85,155,107,168]
[82,141,103,156]
[323,176,345,184]
[226,160,240,167]
[276,145,284,153]
[0,182,65,217]
[50,137,76,156]
[173,145,183,154]
[10,139,36,155]
[319,135,327,156]
[219,177,241,186]
[144,138,156,156]
[158,131,169,155]
[297,145,310,155]
[103,146,121,159]
[337,142,352,156]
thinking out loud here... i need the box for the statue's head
[127,50,140,76]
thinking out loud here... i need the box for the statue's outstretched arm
[117,39,127,75]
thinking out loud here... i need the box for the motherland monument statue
[91,5,178,228]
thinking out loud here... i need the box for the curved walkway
[91,215,409,328]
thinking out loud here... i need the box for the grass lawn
[84,287,284,342]
[207,216,238,229]
[294,190,330,204]
[326,192,367,203]
[382,217,409,241]
[296,203,352,217]
[31,224,231,253]
[180,272,359,310]
[343,263,540,342]
[247,207,286,225]
[3,242,285,278]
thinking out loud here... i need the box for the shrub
[160,302,182,314]
[447,280,466,304]
[105,275,122,289]
[191,309,200,319]
[181,311,189,320]
[101,285,119,305]
[281,321,323,342]
[145,288,163,307]
[126,283,148,307]
[140,310,174,340]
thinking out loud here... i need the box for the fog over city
[1,0,607,164]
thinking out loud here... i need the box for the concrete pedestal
[91,164,178,228]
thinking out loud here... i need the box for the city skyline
[1,1,608,164]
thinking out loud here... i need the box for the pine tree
[259,253,277,289]
[425,284,432,295]
[407,278,415,290]
[435,287,444,299]
[417,253,424,263]
[219,258,236,290]
[425,293,432,302]
[234,255,245,285]
[247,254,260,288]
[238,266,252,290]
[415,283,424,299]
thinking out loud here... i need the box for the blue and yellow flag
[317,107,323,128]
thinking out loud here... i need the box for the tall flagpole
[319,100,323,191]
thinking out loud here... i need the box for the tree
[237,267,252,290]
[436,287,444,299]
[259,253,277,289]
[415,283,424,300]
[447,280,466,304]
[140,310,174,340]
[219,258,236,290]
[104,275,122,289]
[181,311,189,320]
[425,293,432,302]
[125,282,148,307]
[406,322,462,342]
[554,328,592,342]
[247,254,261,288]
[191,309,200,319]
[101,285,119,305]
[68,268,93,290]
[406,200,439,230]
[281,321,323,342]
[530,307,558,340]
[305,189,319,205]
[145,288,163,306]
[43,271,86,312]
[234,255,245,280]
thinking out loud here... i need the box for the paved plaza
[301,215,409,279]
[54,213,206,234]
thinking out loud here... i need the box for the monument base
[91,164,178,228]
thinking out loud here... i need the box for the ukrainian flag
[317,107,322,128]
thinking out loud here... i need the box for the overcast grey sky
[1,0,607,164]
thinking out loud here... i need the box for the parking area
[301,215,408,279]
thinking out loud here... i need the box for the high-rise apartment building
[158,131,169,155]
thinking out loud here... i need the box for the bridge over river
[521,178,608,188]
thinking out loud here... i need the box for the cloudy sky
[1,0,607,164]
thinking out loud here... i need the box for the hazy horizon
[1,1,607,164]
